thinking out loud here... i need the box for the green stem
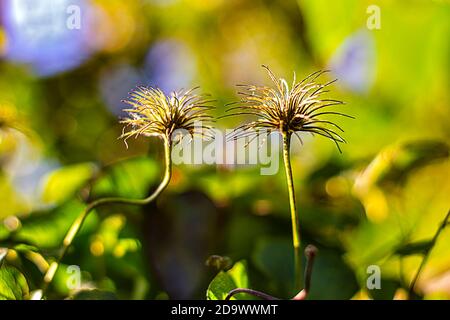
[41,138,172,295]
[408,209,450,298]
[282,132,303,291]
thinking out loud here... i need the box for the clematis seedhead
[120,86,215,147]
[226,65,353,152]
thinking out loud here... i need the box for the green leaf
[206,272,236,300]
[14,200,97,248]
[354,141,449,190]
[228,260,248,289]
[206,261,248,300]
[252,237,295,295]
[0,266,29,300]
[91,157,159,199]
[0,173,27,219]
[308,248,359,300]
[69,289,117,300]
[42,163,97,205]
[395,240,435,256]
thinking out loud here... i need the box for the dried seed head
[226,65,353,152]
[120,86,215,147]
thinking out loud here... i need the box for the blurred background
[0,0,449,300]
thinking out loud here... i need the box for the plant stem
[281,132,303,291]
[41,138,172,295]
[303,245,317,295]
[225,288,280,301]
[408,209,450,298]
[292,245,318,300]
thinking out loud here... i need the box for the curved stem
[225,288,280,301]
[41,138,172,295]
[408,209,450,298]
[282,132,303,291]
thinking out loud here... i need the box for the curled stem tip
[296,244,318,299]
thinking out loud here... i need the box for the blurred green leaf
[252,237,295,296]
[347,152,450,291]
[42,163,97,205]
[0,266,29,300]
[13,200,98,248]
[308,248,359,300]
[390,141,446,185]
[92,157,159,199]
[206,272,237,301]
[0,173,27,219]
[226,214,271,258]
[228,260,248,289]
[206,261,248,300]
[196,170,263,203]
[355,141,449,194]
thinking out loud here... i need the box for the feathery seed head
[120,86,215,147]
[226,65,353,152]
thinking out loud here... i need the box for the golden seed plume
[120,86,215,147]
[225,65,353,152]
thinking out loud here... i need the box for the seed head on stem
[225,65,351,292]
[120,86,215,146]
[42,86,215,297]
[226,65,353,151]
